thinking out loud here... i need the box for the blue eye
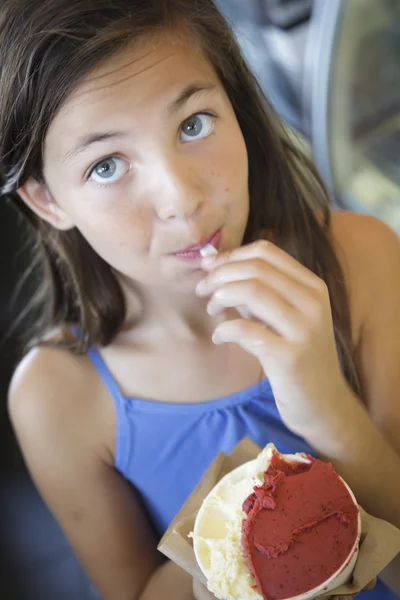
[88,157,130,186]
[180,113,215,143]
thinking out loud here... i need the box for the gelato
[191,444,361,600]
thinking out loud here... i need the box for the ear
[17,177,75,231]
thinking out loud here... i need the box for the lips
[173,229,221,256]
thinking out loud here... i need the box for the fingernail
[237,306,252,320]
[212,331,224,344]
[212,323,237,343]
[196,279,208,295]
[207,301,220,316]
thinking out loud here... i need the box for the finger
[212,318,287,367]
[236,305,253,320]
[202,240,320,289]
[207,280,302,340]
[362,578,377,592]
[197,258,316,314]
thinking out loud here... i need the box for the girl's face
[28,33,250,292]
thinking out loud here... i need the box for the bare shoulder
[329,210,399,262]
[8,338,114,464]
[10,339,86,404]
[329,211,400,331]
[330,212,400,453]
[8,339,162,599]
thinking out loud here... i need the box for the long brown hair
[0,0,362,395]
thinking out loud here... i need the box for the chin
[178,268,205,291]
[159,266,204,295]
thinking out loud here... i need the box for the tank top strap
[86,347,125,404]
[85,346,131,473]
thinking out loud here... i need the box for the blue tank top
[87,347,398,600]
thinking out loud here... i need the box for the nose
[153,159,204,221]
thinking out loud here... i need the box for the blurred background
[1,0,399,597]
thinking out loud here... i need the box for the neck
[119,276,226,343]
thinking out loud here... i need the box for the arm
[313,215,400,515]
[8,347,192,600]
[310,215,400,594]
[197,212,400,594]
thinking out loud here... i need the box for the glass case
[308,0,400,233]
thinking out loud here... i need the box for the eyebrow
[169,82,217,112]
[63,82,217,163]
[63,131,127,163]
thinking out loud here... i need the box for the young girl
[1,1,399,599]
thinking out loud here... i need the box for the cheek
[209,134,249,219]
[211,124,248,190]
[70,197,154,258]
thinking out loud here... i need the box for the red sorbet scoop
[241,451,359,600]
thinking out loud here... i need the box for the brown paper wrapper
[158,438,400,599]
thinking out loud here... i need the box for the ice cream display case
[215,0,400,234]
[304,0,400,233]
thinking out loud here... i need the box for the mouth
[172,229,222,260]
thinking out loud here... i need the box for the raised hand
[196,240,353,441]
